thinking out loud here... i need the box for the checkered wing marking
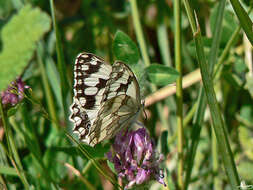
[88,62,141,146]
[69,53,112,144]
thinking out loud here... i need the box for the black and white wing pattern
[69,53,141,146]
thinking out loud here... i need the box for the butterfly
[69,52,142,147]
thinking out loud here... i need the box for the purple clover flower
[106,127,166,189]
[1,77,30,106]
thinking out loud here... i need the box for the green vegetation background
[0,0,253,189]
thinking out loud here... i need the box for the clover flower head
[106,127,166,189]
[1,77,30,106]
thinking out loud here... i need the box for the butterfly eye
[85,114,88,119]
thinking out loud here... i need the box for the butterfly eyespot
[86,123,91,129]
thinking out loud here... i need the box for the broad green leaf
[113,30,140,65]
[146,64,179,86]
[0,4,51,91]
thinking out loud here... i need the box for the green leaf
[107,160,116,174]
[245,75,253,98]
[238,125,253,160]
[238,161,253,181]
[146,64,179,86]
[0,165,18,176]
[7,103,21,117]
[0,4,51,91]
[113,30,140,65]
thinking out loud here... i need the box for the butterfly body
[69,53,141,146]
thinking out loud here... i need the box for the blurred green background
[0,0,253,189]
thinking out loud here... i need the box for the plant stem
[49,0,69,123]
[183,0,240,189]
[129,0,151,67]
[129,0,170,129]
[173,0,184,189]
[37,42,59,129]
[0,100,30,190]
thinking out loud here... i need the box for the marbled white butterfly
[69,52,142,146]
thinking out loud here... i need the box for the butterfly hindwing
[69,53,141,146]
[88,62,141,146]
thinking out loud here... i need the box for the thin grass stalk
[157,24,172,66]
[65,133,121,189]
[156,0,176,135]
[65,163,96,190]
[184,21,242,190]
[212,128,220,190]
[129,0,151,67]
[184,0,226,188]
[49,0,69,122]
[213,27,241,79]
[0,100,30,190]
[173,0,184,189]
[0,102,11,155]
[9,116,59,189]
[157,0,172,67]
[9,156,29,190]
[195,17,241,189]
[20,105,42,157]
[183,103,197,127]
[183,0,240,189]
[129,0,170,131]
[0,175,7,189]
[214,5,252,79]
[229,0,253,45]
[37,42,59,129]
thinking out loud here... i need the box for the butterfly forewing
[69,53,112,144]
[69,53,141,146]
[105,61,141,103]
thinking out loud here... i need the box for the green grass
[0,0,253,189]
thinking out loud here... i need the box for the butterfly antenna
[141,100,148,121]
[136,121,145,128]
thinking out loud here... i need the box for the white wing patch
[69,53,141,146]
